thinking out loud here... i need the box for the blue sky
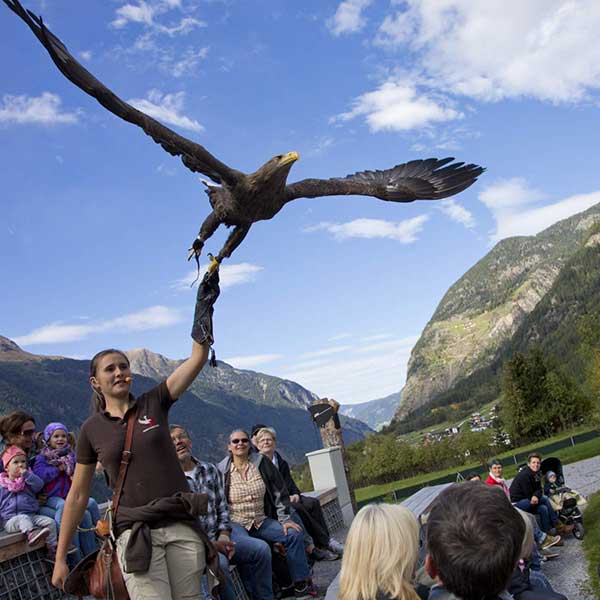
[3,0,600,405]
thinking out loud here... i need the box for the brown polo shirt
[76,381,189,509]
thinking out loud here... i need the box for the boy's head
[426,482,524,600]
[2,445,27,479]
[546,470,557,483]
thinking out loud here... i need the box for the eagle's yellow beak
[280,151,299,166]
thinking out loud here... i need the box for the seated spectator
[485,460,510,496]
[0,411,37,470]
[170,424,271,600]
[339,503,426,600]
[425,482,524,600]
[255,426,343,559]
[508,510,567,600]
[465,473,481,482]
[509,453,572,535]
[217,429,316,599]
[0,446,57,552]
[33,423,100,563]
[487,460,562,559]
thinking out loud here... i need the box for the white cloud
[280,335,418,404]
[300,346,352,359]
[0,92,78,125]
[128,90,204,133]
[306,215,429,243]
[328,333,351,342]
[172,263,264,291]
[360,333,393,342]
[480,178,600,242]
[112,1,206,35]
[13,306,182,346]
[437,199,475,228]
[222,354,283,369]
[112,2,155,28]
[333,2,600,137]
[172,47,209,77]
[328,0,373,36]
[374,1,600,104]
[480,178,545,210]
[333,80,462,131]
[79,50,92,61]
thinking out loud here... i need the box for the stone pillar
[306,446,354,526]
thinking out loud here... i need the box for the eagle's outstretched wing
[285,158,484,203]
[4,0,240,186]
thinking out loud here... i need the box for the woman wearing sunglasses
[218,429,316,599]
[0,411,37,471]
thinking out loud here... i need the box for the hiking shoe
[327,537,344,555]
[312,547,339,561]
[541,534,562,549]
[540,548,560,560]
[294,582,318,599]
[27,527,50,546]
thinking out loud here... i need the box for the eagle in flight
[5,0,485,272]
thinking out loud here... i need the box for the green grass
[583,491,600,599]
[355,427,600,503]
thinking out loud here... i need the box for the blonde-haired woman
[339,504,424,600]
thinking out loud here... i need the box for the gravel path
[539,455,600,600]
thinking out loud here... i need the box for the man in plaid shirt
[170,425,272,600]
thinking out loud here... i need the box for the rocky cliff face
[394,204,600,420]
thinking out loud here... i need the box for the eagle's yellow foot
[207,253,221,273]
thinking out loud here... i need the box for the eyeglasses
[171,434,188,442]
[230,438,249,445]
[20,429,36,438]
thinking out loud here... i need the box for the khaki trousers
[116,522,205,600]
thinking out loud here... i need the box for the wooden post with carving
[308,397,357,514]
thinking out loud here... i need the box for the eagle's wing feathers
[4,0,239,186]
[285,158,484,203]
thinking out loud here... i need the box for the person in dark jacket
[254,426,344,560]
[217,429,316,599]
[509,453,570,534]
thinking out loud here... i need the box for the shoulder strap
[111,409,136,518]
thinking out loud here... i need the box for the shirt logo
[138,415,159,433]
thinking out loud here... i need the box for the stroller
[541,457,586,540]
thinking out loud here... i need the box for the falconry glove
[191,269,220,353]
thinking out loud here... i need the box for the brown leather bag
[64,411,135,600]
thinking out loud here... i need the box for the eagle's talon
[207,253,221,273]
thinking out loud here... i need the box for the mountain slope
[341,392,400,431]
[395,203,600,420]
[0,339,372,464]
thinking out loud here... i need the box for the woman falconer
[51,271,221,600]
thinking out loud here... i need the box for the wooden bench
[0,529,62,599]
[302,487,344,532]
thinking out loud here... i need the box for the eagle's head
[249,151,299,192]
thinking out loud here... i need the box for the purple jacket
[32,453,73,499]
[0,471,44,523]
